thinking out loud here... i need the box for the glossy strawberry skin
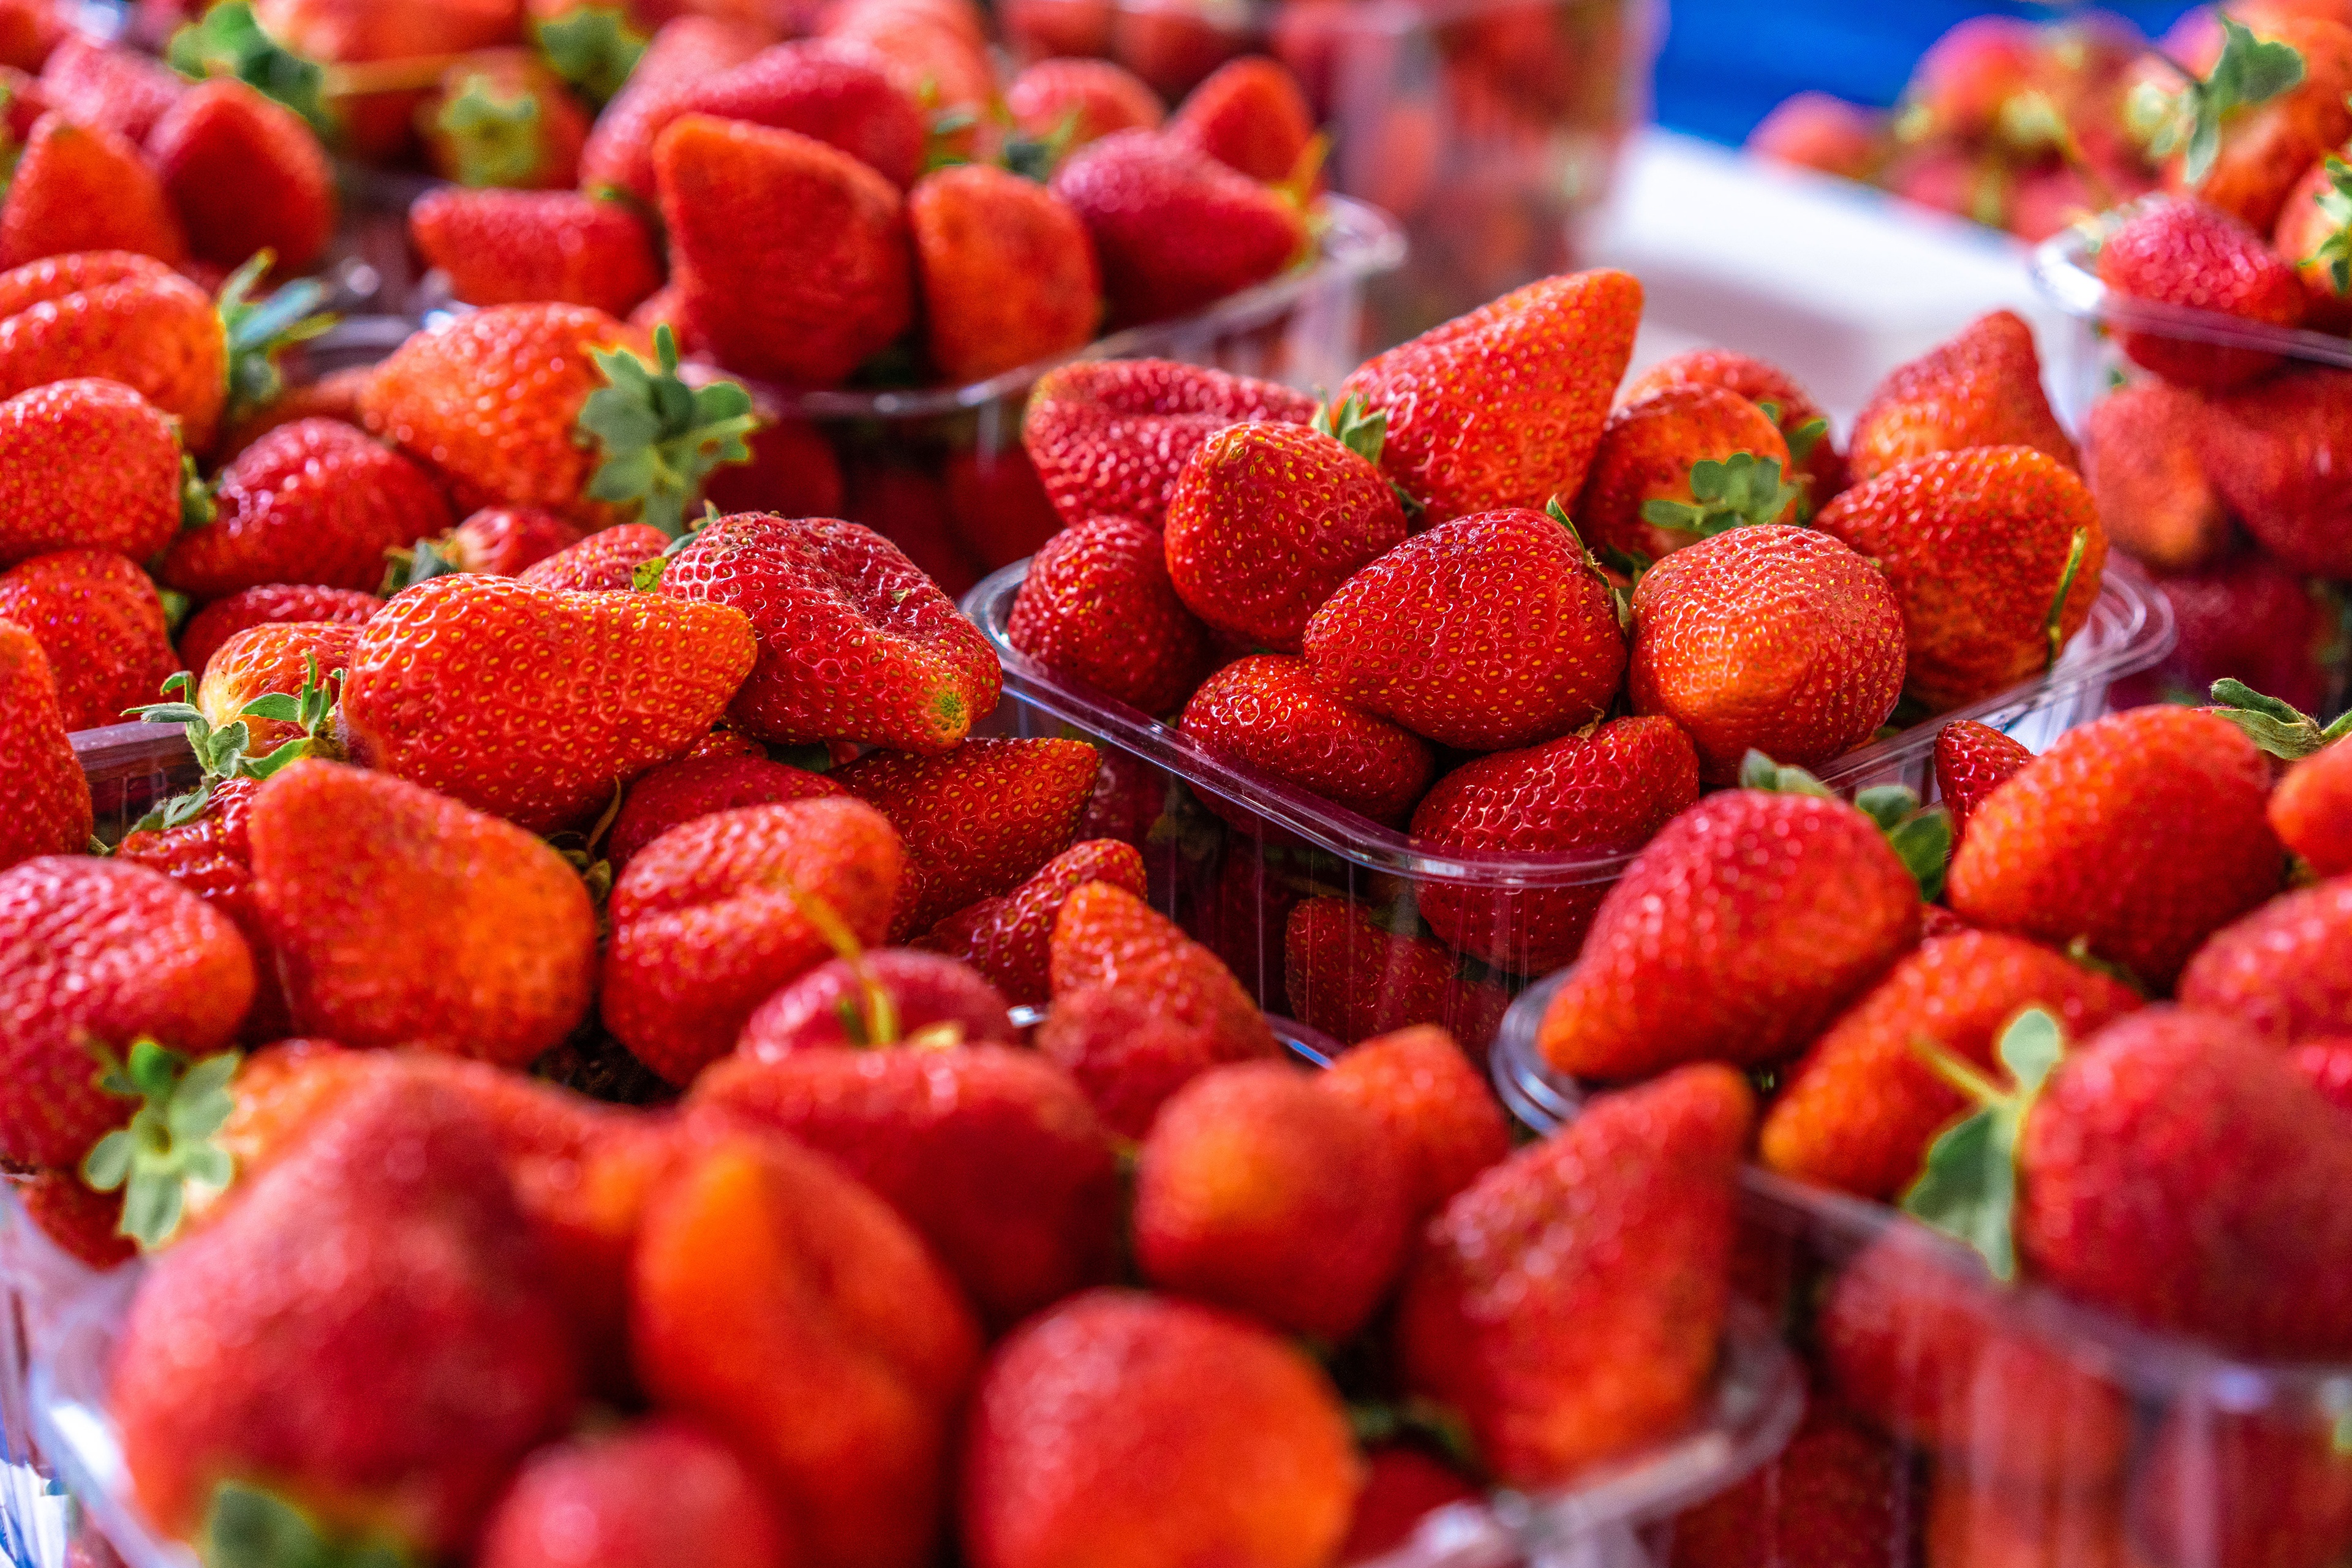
[477,1420,786,1568]
[2097,197,2305,388]
[1048,130,1305,327]
[0,379,182,570]
[910,163,1101,385]
[2178,875,2352,1046]
[176,584,380,679]
[1007,515,1209,715]
[148,77,334,276]
[0,548,176,731]
[1574,384,1795,562]
[1319,1025,1509,1217]
[1621,347,1847,508]
[1304,507,1627,752]
[0,113,184,271]
[608,753,843,871]
[1932,718,2032,847]
[736,949,1016,1058]
[918,837,1147,1005]
[1846,310,2076,483]
[197,621,358,753]
[0,620,88,871]
[1180,655,1433,826]
[1166,55,1315,184]
[1283,896,1512,1051]
[2084,378,2233,573]
[516,523,669,593]
[2274,741,2352,878]
[433,507,581,577]
[2195,369,2352,577]
[39,36,181,141]
[0,255,227,450]
[409,188,661,318]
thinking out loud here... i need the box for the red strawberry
[1948,706,2283,986]
[341,574,755,833]
[2129,1403,2352,1568]
[1573,384,1799,563]
[910,163,1101,384]
[2158,13,2352,233]
[608,753,842,871]
[657,512,1001,754]
[1167,55,1316,184]
[1933,718,2032,846]
[1047,129,1306,326]
[0,620,88,870]
[1845,310,2076,483]
[840,460,984,599]
[2082,378,2232,573]
[390,506,582,587]
[1408,715,1701,973]
[2296,1038,2352,1115]
[36,36,182,142]
[1006,56,1163,149]
[1319,1024,1508,1216]
[835,737,1099,937]
[1629,524,1906,783]
[1180,655,1433,826]
[0,2,55,74]
[2179,875,2352,1044]
[1007,514,1209,715]
[1538,786,1921,1080]
[918,837,1147,1005]
[18,1167,133,1272]
[420,48,587,189]
[516,522,669,593]
[0,112,183,270]
[1283,895,1512,1049]
[0,377,185,570]
[1303,506,1627,751]
[735,949,1015,1056]
[176,584,379,680]
[2194,368,2352,576]
[196,620,357,753]
[570,13,772,199]
[409,188,662,318]
[214,368,369,464]
[146,78,333,276]
[478,1420,787,1568]
[1621,346,1848,508]
[941,444,1060,570]
[1336,269,1643,524]
[1398,1065,1752,1488]
[0,254,232,450]
[0,548,175,731]
[1021,358,1317,529]
[1338,1447,1481,1566]
[112,775,284,1044]
[163,418,453,598]
[2275,737,2352,877]
[1665,1401,1907,1568]
[2097,198,2305,389]
[2113,551,2346,714]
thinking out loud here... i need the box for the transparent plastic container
[963,557,2173,1052]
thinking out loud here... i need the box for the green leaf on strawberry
[125,654,344,830]
[1901,1006,2066,1282]
[1640,451,1803,537]
[1740,753,1953,899]
[2147,16,2307,185]
[435,71,550,190]
[2210,677,2352,759]
[81,1037,241,1250]
[167,1,335,140]
[204,1480,411,1568]
[532,4,646,106]
[1542,496,1634,632]
[581,324,758,540]
[219,251,339,421]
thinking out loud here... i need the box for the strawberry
[409,188,662,317]
[1163,409,1409,653]
[1180,655,1433,826]
[478,1420,788,1568]
[516,522,668,592]
[608,753,842,870]
[941,443,1060,570]
[1933,717,2032,846]
[693,1044,1120,1327]
[0,548,176,731]
[1032,986,1219,1138]
[1047,129,1306,326]
[2194,368,2352,576]
[1845,310,2076,484]
[0,378,186,570]
[820,0,995,163]
[735,949,1016,1055]
[176,584,379,679]
[910,163,1101,383]
[1339,1447,1481,1566]
[1283,895,1513,1048]
[2114,552,2346,713]
[2082,377,2233,573]
[657,113,912,386]
[570,13,771,201]
[2155,14,2352,233]
[1167,55,1316,186]
[1336,269,1642,524]
[246,0,526,160]
[657,512,1001,754]
[1006,514,1209,715]
[842,459,984,598]
[18,1166,134,1271]
[341,573,755,832]
[1539,782,1923,1080]
[2298,1038,2352,1114]
[0,620,89,870]
[0,0,58,75]
[0,113,184,269]
[2274,737,2352,877]
[146,78,333,276]
[1629,525,1907,783]
[162,418,453,598]
[1006,56,1163,150]
[420,48,587,189]
[214,367,370,464]
[602,796,905,1083]
[1665,1401,1907,1568]
[2095,197,2305,388]
[36,36,181,143]
[1573,384,1799,563]
[1408,715,1702,973]
[195,620,357,754]
[1398,1065,1751,1488]
[917,837,1147,1004]
[0,254,249,450]
[2274,151,2352,330]
[2178,875,2352,1044]
[1319,1024,1507,1216]
[1948,706,2283,986]
[835,737,1098,938]
[1624,347,1849,509]
[1303,506,1627,752]
[1902,13,2038,139]
[959,1291,1358,1568]
[386,506,582,590]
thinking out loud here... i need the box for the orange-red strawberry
[910,164,1101,383]
[146,78,333,276]
[0,548,175,731]
[112,776,286,1044]
[1621,346,1847,510]
[0,1,55,74]
[409,188,662,317]
[821,0,994,149]
[1629,524,1905,782]
[1337,269,1643,524]
[2129,1403,2352,1568]
[1006,515,1209,715]
[836,737,1098,938]
[1166,55,1316,184]
[2194,368,2352,576]
[657,512,1001,754]
[841,459,985,599]
[516,522,668,592]
[1048,129,1306,326]
[1181,654,1433,826]
[2158,14,2352,232]
[736,949,1016,1057]
[1948,706,2283,986]
[570,13,771,201]
[18,1167,134,1271]
[1845,309,2076,483]
[195,620,356,753]
[478,1420,788,1568]
[163,418,453,598]
[2097,197,2307,388]
[1022,358,1318,529]
[602,796,906,1082]
[709,418,850,519]
[246,0,525,160]
[1,112,183,271]
[420,47,587,189]
[2274,152,2352,331]
[1398,1065,1752,1488]
[0,254,232,448]
[918,837,1147,1005]
[176,584,379,679]
[1006,56,1163,149]
[1934,717,2032,846]
[657,113,913,387]
[1319,1025,1507,1216]
[390,506,582,587]
[1283,895,1512,1048]
[0,620,89,870]
[2179,875,2352,1044]
[1409,715,1701,973]
[608,753,843,871]
[0,856,254,1168]
[36,35,181,142]
[959,1290,1358,1568]
[214,368,369,464]
[2274,737,2352,877]
[2082,377,2232,573]
[1573,384,1798,563]
[1303,506,1627,751]
[0,378,185,570]
[1538,786,1921,1080]
[2115,551,2346,714]
[1666,1401,1907,1568]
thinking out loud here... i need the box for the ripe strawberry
[0,113,184,270]
[2082,377,2232,573]
[0,1,55,74]
[1031,986,1213,1138]
[2275,151,2352,331]
[2097,198,2305,388]
[1339,1447,1480,1566]
[1022,358,1318,529]
[1949,706,2283,986]
[1303,506,1627,752]
[2114,551,2346,714]
[959,1290,1358,1568]
[1163,414,1408,652]
[163,418,453,598]
[736,949,1016,1056]
[0,254,235,449]
[2195,368,2352,576]
[1048,129,1306,326]
[657,512,1001,754]
[603,796,905,1082]
[18,1167,133,1272]
[1167,55,1316,185]
[1622,345,1849,507]
[147,78,333,276]
[840,459,984,598]
[1409,715,1701,973]
[1574,384,1798,562]
[478,1420,787,1568]
[911,164,1101,384]
[246,0,526,160]
[1180,655,1433,826]
[2297,1038,2352,1114]
[196,620,356,754]
[1337,269,1643,524]
[0,621,89,870]
[1286,897,1512,1054]
[341,574,755,832]
[1539,786,1921,1080]
[388,506,582,589]
[1845,310,2076,483]
[608,753,841,871]
[836,737,1098,937]
[1665,1401,1907,1568]
[1320,1024,1507,1215]
[1006,56,1163,149]
[111,775,287,1044]
[409,188,662,318]
[918,837,1147,1004]
[420,48,587,189]
[1399,1065,1751,1487]
[1006,515,1208,715]
[2274,737,2352,877]
[516,522,668,592]
[570,13,771,200]
[1933,717,2032,846]
[1629,525,1906,782]
[0,378,185,570]
[2179,875,2352,1044]
[0,548,176,731]
[36,36,181,143]
[176,584,379,679]
[2160,14,2352,232]
[214,368,370,464]
[821,1,997,162]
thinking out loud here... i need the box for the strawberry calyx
[2310,154,2352,298]
[546,780,624,908]
[1641,452,1804,539]
[2140,16,2306,184]
[179,453,217,533]
[2209,677,2352,758]
[2041,527,2091,671]
[125,654,344,832]
[219,252,338,422]
[1349,1398,1480,1478]
[1544,497,1636,633]
[2062,935,2145,997]
[1000,106,1083,183]
[1901,1006,2067,1283]
[435,69,551,189]
[203,1479,412,1568]
[80,1036,240,1250]
[532,4,646,106]
[1311,393,1387,466]
[1737,751,1952,899]
[581,326,758,539]
[380,533,473,595]
[167,1,336,139]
